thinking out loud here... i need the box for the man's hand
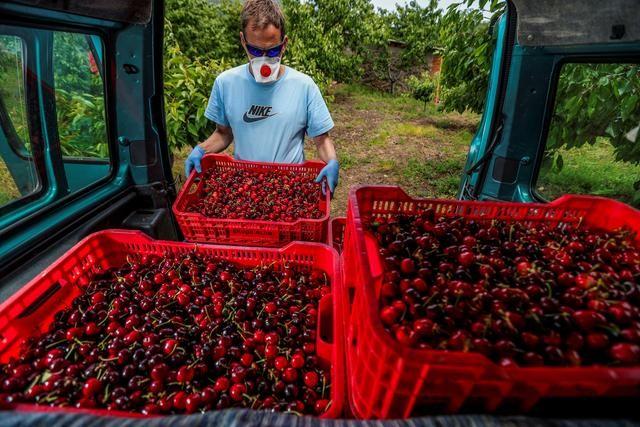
[313,133,338,194]
[185,146,206,177]
[185,125,234,177]
[315,159,339,194]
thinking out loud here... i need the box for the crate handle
[17,280,64,319]
[315,294,334,364]
[318,294,333,345]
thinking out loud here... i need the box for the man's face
[240,21,287,61]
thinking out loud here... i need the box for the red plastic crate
[328,217,346,253]
[0,230,346,419]
[173,154,330,247]
[344,185,640,419]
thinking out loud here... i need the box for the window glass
[54,32,108,159]
[536,63,640,208]
[0,27,112,226]
[0,35,39,207]
[53,32,111,192]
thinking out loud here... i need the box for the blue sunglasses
[243,37,285,58]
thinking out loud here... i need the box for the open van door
[0,0,178,300]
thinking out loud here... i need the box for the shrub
[406,72,436,109]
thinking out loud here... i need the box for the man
[184,0,339,194]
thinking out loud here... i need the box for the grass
[537,138,640,206]
[393,123,439,139]
[403,157,465,197]
[338,150,358,170]
[0,160,20,206]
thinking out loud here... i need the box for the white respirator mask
[250,56,281,84]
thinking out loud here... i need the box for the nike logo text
[243,104,276,123]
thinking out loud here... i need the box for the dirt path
[309,85,478,216]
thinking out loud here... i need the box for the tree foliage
[52,33,108,157]
[164,0,244,63]
[163,21,232,152]
[406,71,436,110]
[282,0,385,86]
[547,63,640,167]
[436,7,492,113]
[382,0,440,67]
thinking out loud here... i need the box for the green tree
[406,71,436,109]
[53,33,108,157]
[548,63,640,164]
[282,0,386,86]
[164,0,244,63]
[163,21,231,151]
[384,0,440,67]
[436,6,492,113]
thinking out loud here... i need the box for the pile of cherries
[0,252,332,415]
[369,210,640,366]
[187,169,324,221]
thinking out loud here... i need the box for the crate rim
[0,230,341,315]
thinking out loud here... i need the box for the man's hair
[241,0,286,39]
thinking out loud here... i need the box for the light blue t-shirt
[204,64,334,164]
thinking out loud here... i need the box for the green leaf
[621,94,638,120]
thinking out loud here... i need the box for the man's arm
[314,132,337,163]
[200,124,234,153]
[313,132,339,193]
[185,125,234,176]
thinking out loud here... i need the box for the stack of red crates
[342,185,640,419]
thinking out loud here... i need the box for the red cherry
[303,371,319,388]
[586,332,610,350]
[458,251,475,267]
[314,399,330,415]
[176,365,195,383]
[380,306,400,326]
[172,391,187,409]
[264,302,277,314]
[84,322,99,336]
[185,394,200,413]
[214,377,230,392]
[610,343,640,364]
[400,258,415,274]
[282,367,298,383]
[82,378,102,397]
[516,261,531,276]
[264,344,278,359]
[163,339,178,355]
[274,356,288,371]
[575,273,596,289]
[90,292,105,304]
[290,353,305,369]
[229,383,246,401]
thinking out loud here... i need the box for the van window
[0,35,40,207]
[536,62,640,208]
[0,26,112,226]
[53,32,111,192]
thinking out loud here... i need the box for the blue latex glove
[315,159,339,195]
[185,146,206,177]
